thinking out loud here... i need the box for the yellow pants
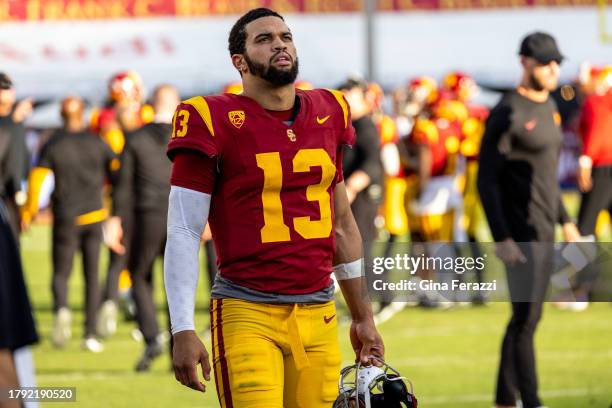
[210,298,341,408]
[410,211,456,242]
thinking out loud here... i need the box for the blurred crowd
[0,61,610,370]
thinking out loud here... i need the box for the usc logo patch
[228,110,245,128]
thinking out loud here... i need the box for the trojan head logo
[228,110,245,129]
[287,129,297,142]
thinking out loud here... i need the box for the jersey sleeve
[321,89,355,184]
[167,96,219,161]
[324,89,356,147]
[170,151,217,194]
[477,101,513,241]
[335,146,345,184]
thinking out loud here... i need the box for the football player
[164,8,384,408]
[364,82,409,322]
[441,73,490,304]
[93,71,153,337]
[21,96,115,352]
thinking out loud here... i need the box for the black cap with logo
[519,32,564,65]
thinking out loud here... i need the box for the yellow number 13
[172,109,190,138]
[256,148,336,243]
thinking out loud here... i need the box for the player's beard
[244,52,299,87]
[528,72,546,92]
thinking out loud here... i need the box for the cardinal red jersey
[167,89,355,295]
[412,117,462,177]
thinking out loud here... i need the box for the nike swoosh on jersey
[316,115,331,125]
[323,314,336,324]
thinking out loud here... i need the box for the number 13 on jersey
[256,148,336,243]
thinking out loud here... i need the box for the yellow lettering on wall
[0,1,10,21]
[270,0,300,13]
[26,0,40,20]
[134,0,154,16]
[65,0,86,19]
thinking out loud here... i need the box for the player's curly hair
[228,8,284,56]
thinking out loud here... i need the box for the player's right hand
[172,330,211,393]
[102,216,125,254]
[496,238,527,266]
[577,165,592,193]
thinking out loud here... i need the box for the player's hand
[577,158,592,193]
[103,216,125,254]
[495,238,526,266]
[350,317,385,367]
[576,154,593,193]
[200,223,212,242]
[563,223,581,242]
[172,330,211,392]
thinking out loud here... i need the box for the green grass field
[19,220,612,408]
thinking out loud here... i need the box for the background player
[22,96,115,353]
[107,85,180,371]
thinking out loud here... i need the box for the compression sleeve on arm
[164,185,211,334]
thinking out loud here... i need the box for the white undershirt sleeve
[164,186,211,335]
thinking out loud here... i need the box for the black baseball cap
[337,76,368,92]
[0,72,12,90]
[519,32,564,65]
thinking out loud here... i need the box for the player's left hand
[350,318,385,367]
[563,222,581,242]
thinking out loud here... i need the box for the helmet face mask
[333,360,418,408]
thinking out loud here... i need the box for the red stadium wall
[0,0,608,21]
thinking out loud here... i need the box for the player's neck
[242,81,296,111]
[64,121,84,133]
[0,105,12,116]
[517,82,549,103]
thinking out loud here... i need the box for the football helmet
[594,66,612,95]
[401,77,438,117]
[442,71,477,102]
[366,82,384,111]
[333,359,417,408]
[408,77,438,105]
[108,70,144,103]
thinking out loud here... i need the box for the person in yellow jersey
[441,72,490,304]
[366,82,409,322]
[398,79,467,307]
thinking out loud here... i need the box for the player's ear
[231,55,247,75]
[520,56,529,70]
